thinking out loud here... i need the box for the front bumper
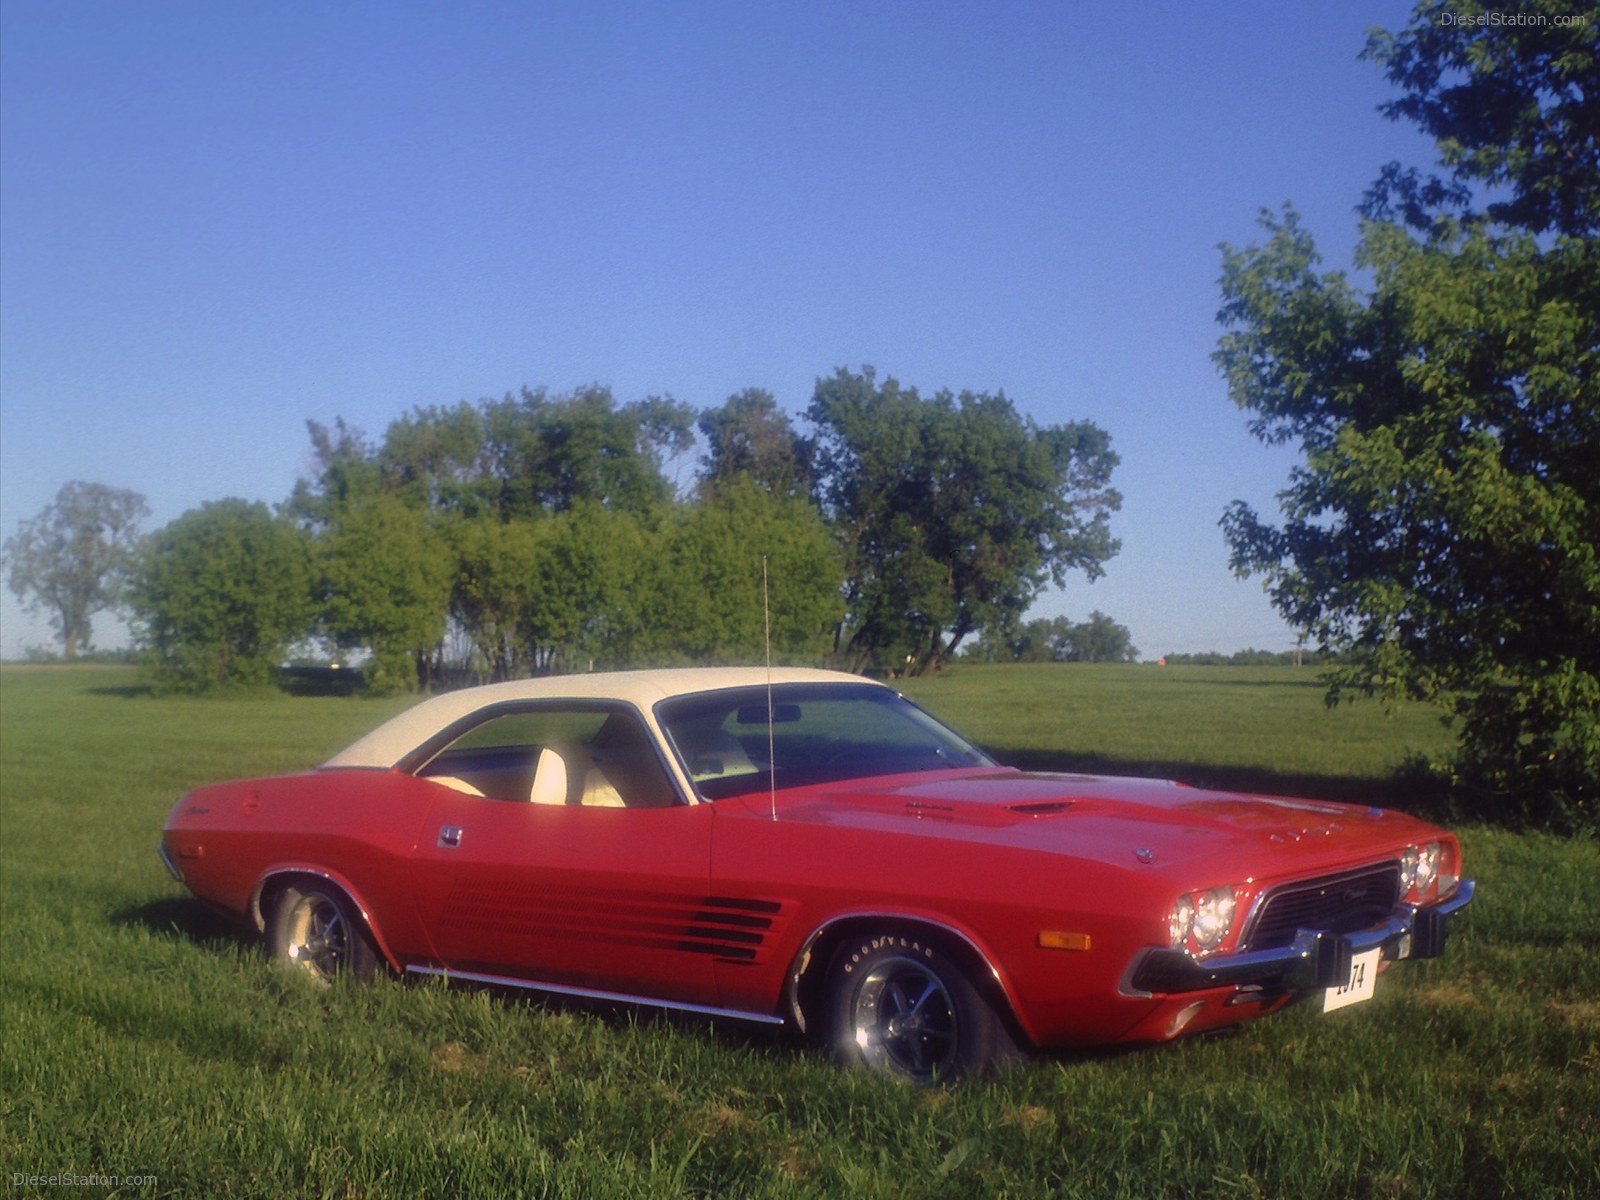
[1128,879,1475,996]
[157,840,185,884]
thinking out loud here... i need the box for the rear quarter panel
[162,768,438,965]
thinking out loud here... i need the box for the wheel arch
[784,913,1038,1048]
[251,866,401,973]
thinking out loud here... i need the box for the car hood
[774,768,1431,877]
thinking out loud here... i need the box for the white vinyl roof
[321,666,881,769]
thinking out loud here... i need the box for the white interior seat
[528,747,569,805]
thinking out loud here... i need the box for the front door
[406,702,720,1006]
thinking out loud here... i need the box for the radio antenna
[763,555,777,822]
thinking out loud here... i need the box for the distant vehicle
[161,668,1473,1082]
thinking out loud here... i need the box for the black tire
[823,930,1015,1083]
[267,881,377,985]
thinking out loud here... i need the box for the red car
[160,668,1473,1082]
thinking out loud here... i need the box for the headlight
[1168,886,1236,955]
[1168,894,1195,948]
[1192,886,1237,951]
[1400,842,1441,900]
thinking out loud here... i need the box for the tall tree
[285,418,385,528]
[1056,610,1139,664]
[440,505,634,679]
[1361,1,1599,238]
[285,392,699,684]
[696,388,814,498]
[3,481,149,659]
[479,386,690,517]
[441,513,544,681]
[318,494,453,692]
[364,387,693,519]
[808,367,1120,675]
[377,401,492,513]
[1216,1,1599,829]
[651,480,844,664]
[130,499,315,690]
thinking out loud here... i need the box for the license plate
[1323,948,1381,1012]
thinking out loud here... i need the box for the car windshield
[656,683,995,800]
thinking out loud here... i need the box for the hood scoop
[884,777,1089,825]
[1008,800,1075,817]
[898,795,1077,825]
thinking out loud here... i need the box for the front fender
[783,911,1035,1044]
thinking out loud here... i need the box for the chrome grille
[1242,864,1401,951]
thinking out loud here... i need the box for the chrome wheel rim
[282,892,349,983]
[849,956,958,1080]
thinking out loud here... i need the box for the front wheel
[268,881,377,985]
[824,931,1015,1083]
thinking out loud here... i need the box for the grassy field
[902,663,1461,804]
[1,664,1595,1199]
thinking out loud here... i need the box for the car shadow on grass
[114,899,808,1058]
[1145,674,1329,691]
[117,902,1156,1081]
[435,977,1172,1082]
[114,895,255,954]
[87,683,156,699]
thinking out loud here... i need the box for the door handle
[437,825,463,849]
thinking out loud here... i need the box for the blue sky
[0,0,1436,660]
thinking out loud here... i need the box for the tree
[285,418,386,527]
[962,617,1054,664]
[964,611,1138,664]
[1361,1,1599,239]
[808,367,1120,675]
[357,386,693,521]
[130,499,315,690]
[2,481,149,659]
[1057,611,1139,663]
[477,386,692,518]
[442,513,546,681]
[440,505,633,679]
[284,391,700,684]
[651,480,845,664]
[696,388,814,498]
[375,401,491,513]
[1216,1,1599,829]
[317,494,452,692]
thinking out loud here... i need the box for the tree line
[1155,649,1342,668]
[960,612,1139,664]
[5,368,1122,692]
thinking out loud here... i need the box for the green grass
[902,663,1461,807]
[2,664,1596,1199]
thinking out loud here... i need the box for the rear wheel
[823,930,1015,1083]
[268,881,377,985]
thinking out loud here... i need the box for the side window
[416,706,680,809]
